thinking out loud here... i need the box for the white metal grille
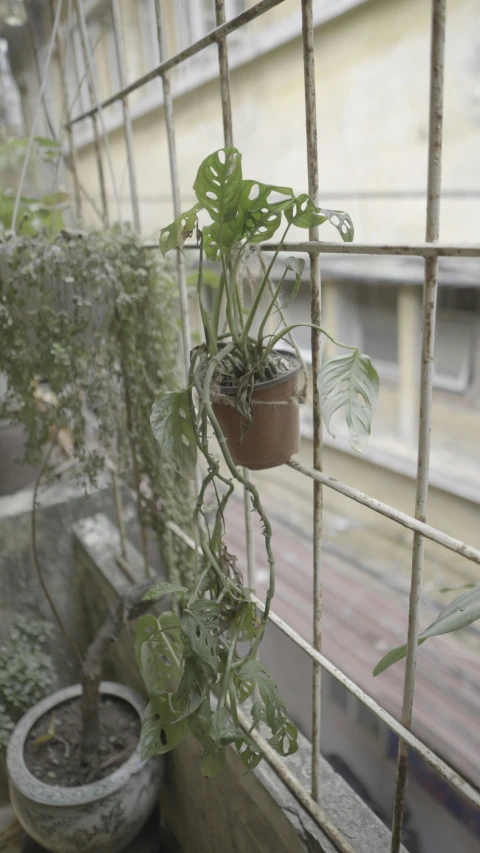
[52,1,480,850]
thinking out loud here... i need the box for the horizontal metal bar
[144,240,480,257]
[233,706,356,853]
[166,519,480,810]
[258,241,480,257]
[66,0,286,126]
[288,460,480,566]
[251,597,480,811]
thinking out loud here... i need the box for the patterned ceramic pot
[7,681,163,853]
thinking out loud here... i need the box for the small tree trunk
[80,581,154,774]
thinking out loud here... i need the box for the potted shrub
[1,227,192,852]
[135,147,379,777]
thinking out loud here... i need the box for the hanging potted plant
[136,147,379,778]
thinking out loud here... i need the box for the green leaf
[193,146,243,225]
[240,180,294,243]
[203,218,243,261]
[374,583,480,676]
[285,194,327,229]
[159,203,202,256]
[150,389,197,479]
[135,612,183,695]
[34,137,61,149]
[318,350,379,454]
[40,192,71,210]
[181,599,220,675]
[140,696,188,759]
[285,195,354,242]
[235,662,287,734]
[229,601,259,643]
[321,208,354,242]
[142,582,188,601]
[188,708,226,777]
[236,735,264,771]
[173,655,209,722]
[267,720,298,756]
[233,660,264,703]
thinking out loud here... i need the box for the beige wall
[69,0,479,243]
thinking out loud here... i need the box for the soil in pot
[23,695,140,787]
[212,350,303,471]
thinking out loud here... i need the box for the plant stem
[262,322,358,363]
[240,223,291,347]
[219,622,241,709]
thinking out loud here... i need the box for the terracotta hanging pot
[212,351,303,471]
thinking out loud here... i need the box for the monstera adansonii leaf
[318,350,379,454]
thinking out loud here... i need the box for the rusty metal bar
[390,2,446,849]
[74,0,109,225]
[215,0,234,146]
[166,517,480,811]
[66,0,286,126]
[213,0,255,595]
[53,0,82,222]
[154,0,191,381]
[110,0,141,231]
[257,240,480,257]
[301,0,323,802]
[288,459,480,566]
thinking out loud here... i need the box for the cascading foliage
[136,147,379,776]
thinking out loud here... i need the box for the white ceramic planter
[7,681,163,853]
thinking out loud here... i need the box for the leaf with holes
[228,601,259,643]
[140,696,188,759]
[173,655,209,722]
[236,735,264,771]
[240,180,294,243]
[267,719,298,757]
[181,599,220,675]
[159,203,202,256]
[374,583,480,676]
[194,147,243,225]
[150,389,197,479]
[256,667,288,734]
[318,350,379,454]
[142,582,188,602]
[203,218,244,261]
[135,612,183,696]
[285,195,354,242]
[233,660,264,703]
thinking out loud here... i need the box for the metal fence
[48,0,480,850]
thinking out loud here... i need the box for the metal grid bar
[154,0,191,381]
[166,518,480,811]
[66,0,286,126]
[288,459,480,566]
[110,0,141,231]
[391,2,446,848]
[301,0,323,803]
[62,0,480,845]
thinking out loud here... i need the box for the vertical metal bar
[301,0,323,803]
[390,1,446,850]
[215,0,234,146]
[154,0,191,382]
[52,0,83,223]
[214,0,256,591]
[74,0,109,226]
[110,0,141,231]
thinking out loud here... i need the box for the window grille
[56,1,480,851]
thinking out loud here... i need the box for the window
[65,6,120,120]
[176,0,246,57]
[330,677,350,714]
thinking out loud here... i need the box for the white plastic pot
[7,681,163,853]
